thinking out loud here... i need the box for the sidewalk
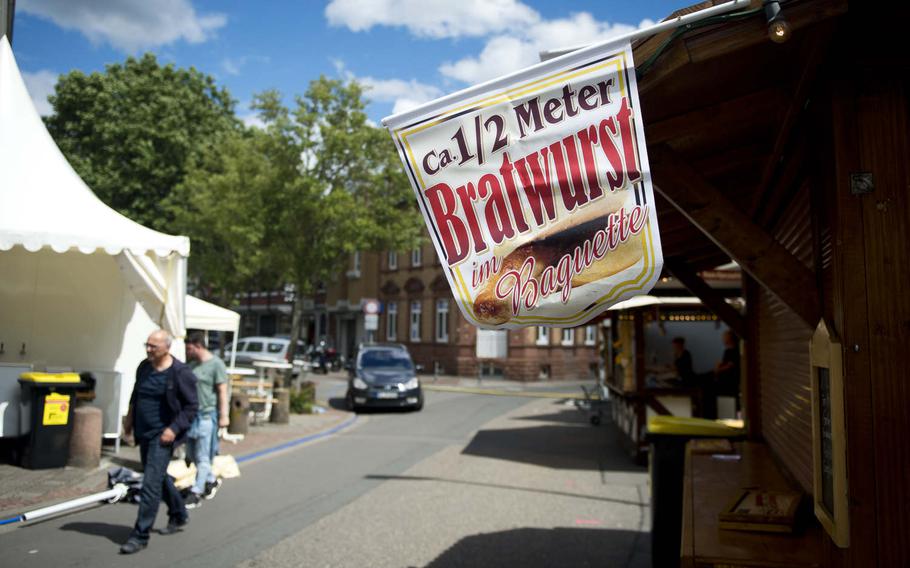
[0,406,354,522]
[238,394,649,567]
[0,372,598,521]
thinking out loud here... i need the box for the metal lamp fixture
[763,0,791,43]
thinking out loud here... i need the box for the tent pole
[230,329,238,369]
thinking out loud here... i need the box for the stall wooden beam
[644,87,785,144]
[665,258,747,339]
[650,144,820,327]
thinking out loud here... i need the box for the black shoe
[184,493,203,509]
[159,516,189,535]
[120,539,147,554]
[203,478,222,500]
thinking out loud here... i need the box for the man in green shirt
[184,332,229,508]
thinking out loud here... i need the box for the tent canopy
[0,36,188,337]
[186,296,240,332]
[0,36,189,258]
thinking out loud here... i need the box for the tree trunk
[285,286,305,385]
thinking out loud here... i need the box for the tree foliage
[250,78,423,293]
[45,53,238,231]
[169,129,275,304]
[46,58,422,351]
[177,77,423,361]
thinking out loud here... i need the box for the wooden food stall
[588,0,909,564]
[606,295,736,461]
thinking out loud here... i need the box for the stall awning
[608,296,703,310]
[186,296,240,332]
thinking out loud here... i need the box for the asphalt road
[0,379,649,568]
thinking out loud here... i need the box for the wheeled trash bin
[647,415,744,568]
[18,372,87,469]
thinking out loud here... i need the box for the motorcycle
[306,342,343,374]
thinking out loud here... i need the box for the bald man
[121,330,198,554]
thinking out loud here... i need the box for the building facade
[375,244,601,381]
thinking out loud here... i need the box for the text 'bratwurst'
[424,96,640,266]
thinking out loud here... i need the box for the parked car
[226,336,306,371]
[345,344,423,411]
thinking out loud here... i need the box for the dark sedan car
[345,345,423,411]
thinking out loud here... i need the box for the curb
[236,414,359,464]
[0,413,359,527]
[422,384,590,399]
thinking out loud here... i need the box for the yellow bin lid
[19,372,81,384]
[648,415,744,437]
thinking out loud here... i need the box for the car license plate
[376,391,399,399]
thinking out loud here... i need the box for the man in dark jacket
[671,337,696,386]
[120,330,198,554]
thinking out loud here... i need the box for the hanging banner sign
[384,41,662,329]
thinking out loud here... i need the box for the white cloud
[237,100,266,130]
[325,0,657,88]
[333,59,442,116]
[240,113,266,130]
[19,0,227,53]
[221,55,270,77]
[221,58,241,76]
[325,0,538,39]
[439,35,536,85]
[22,70,58,116]
[361,77,442,109]
[440,13,655,85]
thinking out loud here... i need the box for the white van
[226,336,306,368]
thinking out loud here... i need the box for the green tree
[250,77,424,366]
[169,128,276,307]
[45,53,239,231]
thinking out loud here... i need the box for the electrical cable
[637,7,763,80]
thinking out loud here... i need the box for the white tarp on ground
[0,36,190,426]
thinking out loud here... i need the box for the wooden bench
[681,441,823,567]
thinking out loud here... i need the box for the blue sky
[11,0,687,125]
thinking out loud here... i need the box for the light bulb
[768,19,791,43]
[763,1,791,44]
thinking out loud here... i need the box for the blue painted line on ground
[235,414,358,464]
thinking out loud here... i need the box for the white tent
[186,296,240,368]
[0,36,190,436]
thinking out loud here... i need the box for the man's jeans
[188,412,217,495]
[131,438,187,542]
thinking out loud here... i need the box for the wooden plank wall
[757,183,815,493]
[821,5,910,564]
[846,73,910,568]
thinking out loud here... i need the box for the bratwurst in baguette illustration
[472,188,646,325]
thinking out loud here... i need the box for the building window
[410,301,422,342]
[536,327,549,346]
[386,302,397,341]
[584,325,597,345]
[388,251,398,270]
[411,247,422,267]
[346,251,361,278]
[561,328,575,346]
[435,299,449,343]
